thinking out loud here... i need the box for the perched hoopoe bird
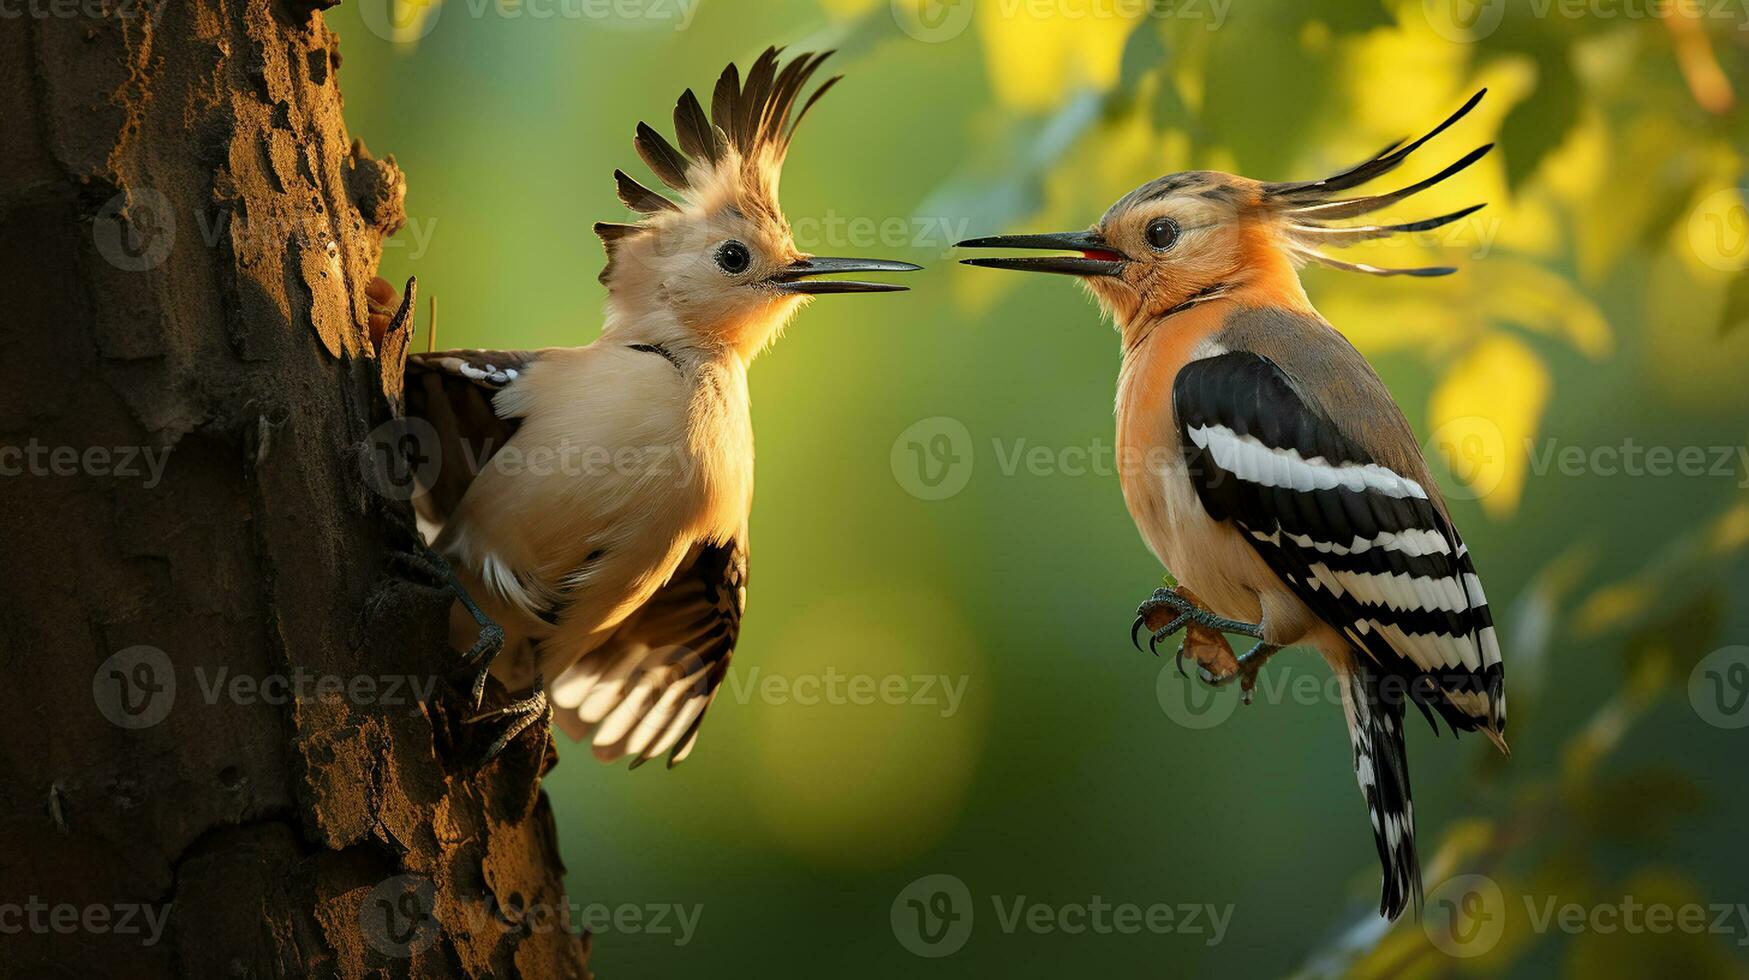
[957,92,1506,919]
[401,48,917,767]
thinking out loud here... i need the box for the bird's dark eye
[1145,217,1181,252]
[715,240,752,275]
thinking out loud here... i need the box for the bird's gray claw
[1130,615,1147,652]
[1146,614,1189,657]
[468,689,553,766]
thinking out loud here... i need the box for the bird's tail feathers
[1340,658,1424,921]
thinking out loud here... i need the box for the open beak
[772,256,921,294]
[956,230,1128,277]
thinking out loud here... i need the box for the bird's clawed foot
[387,539,513,723]
[391,546,508,712]
[468,680,553,766]
[1130,585,1269,697]
[1131,586,1197,657]
[1197,641,1280,705]
[458,625,507,713]
[1131,586,1265,648]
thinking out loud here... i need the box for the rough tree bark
[0,2,587,976]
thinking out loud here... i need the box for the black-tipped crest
[635,122,692,192]
[673,89,719,162]
[595,51,918,297]
[609,48,840,218]
[1263,89,1487,202]
[615,170,679,215]
[1259,91,1490,278]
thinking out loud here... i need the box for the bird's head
[596,48,918,360]
[958,91,1490,336]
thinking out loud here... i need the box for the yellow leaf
[1474,259,1613,359]
[1570,111,1708,283]
[1709,501,1749,555]
[1427,333,1550,517]
[1571,581,1657,638]
[382,0,443,45]
[1563,868,1745,980]
[1316,281,1470,356]
[975,1,1139,110]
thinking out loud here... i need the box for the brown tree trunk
[0,3,586,976]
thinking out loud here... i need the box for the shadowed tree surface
[0,3,584,975]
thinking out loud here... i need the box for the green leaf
[1499,38,1581,189]
[1117,17,1168,92]
[1200,20,1331,175]
[1295,0,1394,33]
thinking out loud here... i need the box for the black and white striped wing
[548,530,748,768]
[403,349,543,527]
[1173,351,1505,739]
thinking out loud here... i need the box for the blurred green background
[331,0,1749,975]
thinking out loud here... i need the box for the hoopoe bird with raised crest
[401,48,917,768]
[957,91,1507,919]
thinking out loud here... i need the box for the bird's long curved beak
[956,230,1127,277]
[772,256,922,294]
